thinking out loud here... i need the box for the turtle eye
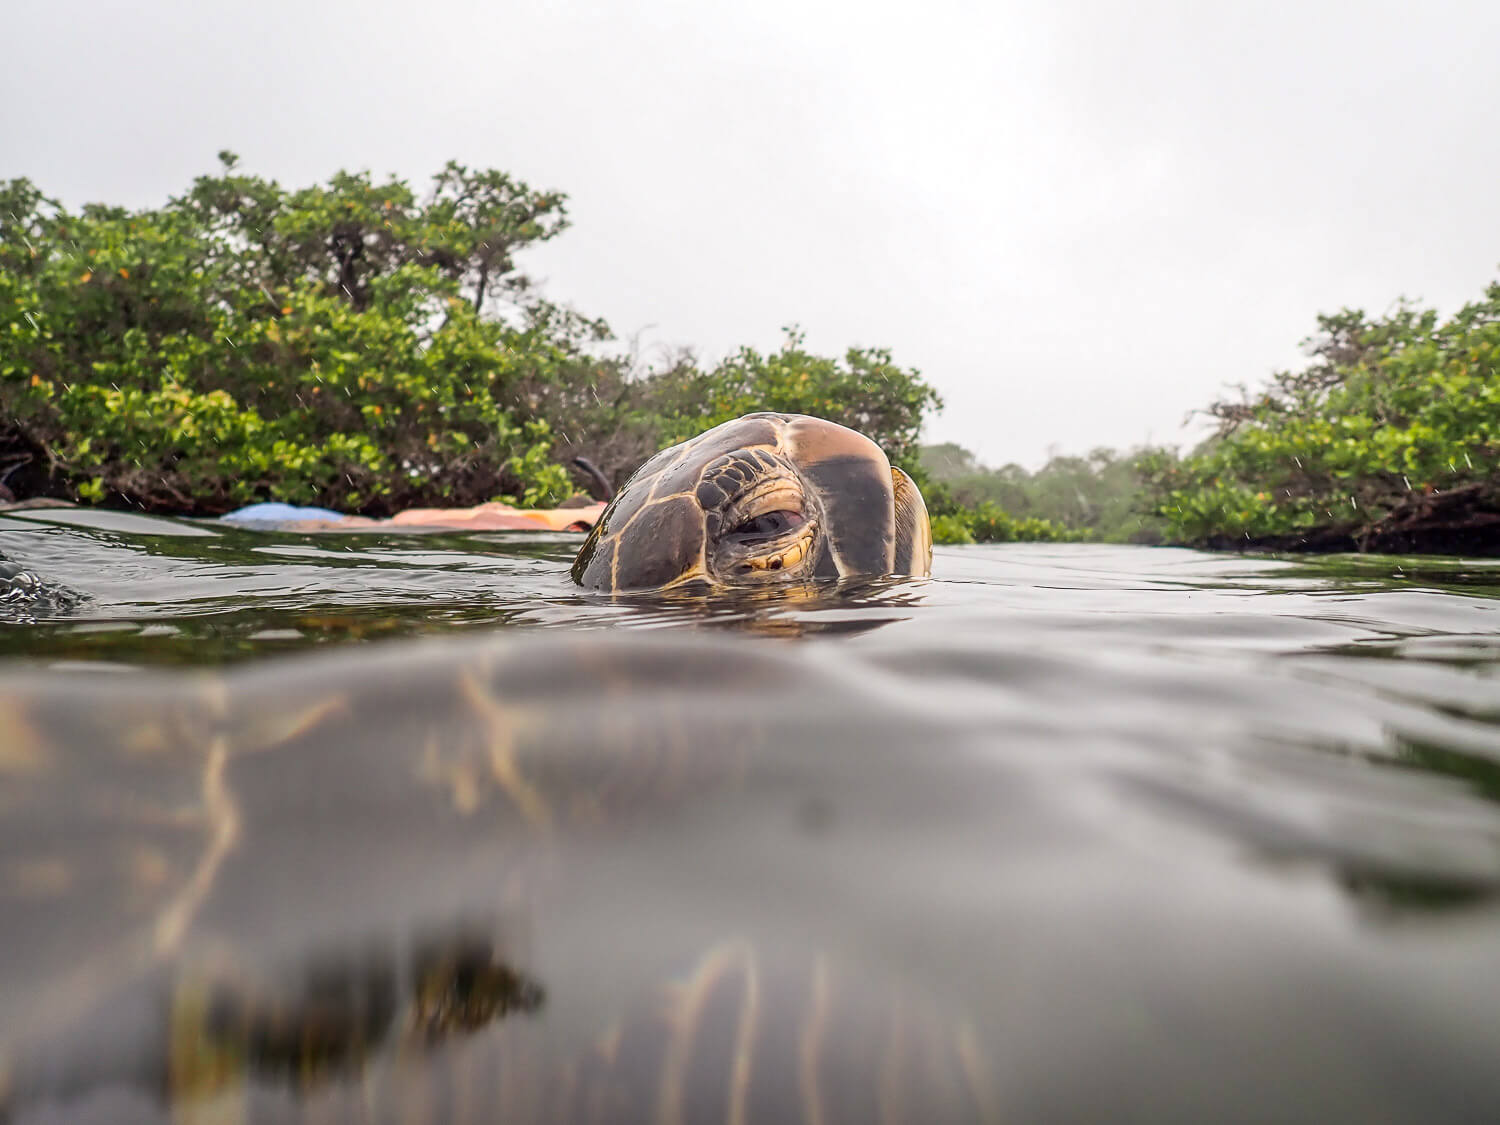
[730,509,804,540]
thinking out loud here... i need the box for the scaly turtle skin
[572,413,932,591]
[0,633,998,1124]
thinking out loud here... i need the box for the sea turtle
[571,413,932,591]
[0,632,1001,1124]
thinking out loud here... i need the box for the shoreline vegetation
[2,156,1496,554]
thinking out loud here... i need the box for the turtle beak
[783,418,896,580]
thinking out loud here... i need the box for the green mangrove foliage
[645,331,940,467]
[0,155,587,512]
[521,329,945,503]
[923,500,1086,545]
[9,155,1493,555]
[0,155,972,526]
[1138,284,1500,550]
[909,454,1085,544]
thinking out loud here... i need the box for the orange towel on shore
[328,501,606,532]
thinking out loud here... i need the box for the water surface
[2,509,1499,1122]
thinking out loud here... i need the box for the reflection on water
[183,927,545,1092]
[174,926,545,1096]
[2,510,1500,1121]
[5,921,545,1120]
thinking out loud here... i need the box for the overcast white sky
[6,0,1498,467]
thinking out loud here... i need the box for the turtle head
[571,413,932,591]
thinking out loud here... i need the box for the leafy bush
[1138,284,1500,545]
[921,480,1082,544]
[963,501,1086,543]
[929,513,975,545]
[641,329,941,468]
[440,325,951,500]
[0,158,577,513]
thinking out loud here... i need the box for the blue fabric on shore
[220,502,346,523]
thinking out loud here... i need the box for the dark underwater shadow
[1,917,545,1122]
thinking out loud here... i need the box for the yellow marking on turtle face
[613,491,704,549]
[662,439,699,475]
[153,734,239,957]
[735,475,799,511]
[4,856,73,898]
[657,562,711,591]
[740,526,815,574]
[657,941,759,1125]
[0,702,47,775]
[458,672,552,829]
[798,954,831,1125]
[891,465,933,577]
[627,440,692,513]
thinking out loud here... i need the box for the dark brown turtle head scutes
[570,413,932,591]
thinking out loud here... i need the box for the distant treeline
[2,153,1494,553]
[918,443,1165,544]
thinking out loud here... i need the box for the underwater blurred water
[2,508,1499,1122]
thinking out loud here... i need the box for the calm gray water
[2,507,1500,1123]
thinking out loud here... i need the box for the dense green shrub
[521,331,945,502]
[640,329,941,469]
[0,157,577,513]
[1137,284,1500,545]
[925,505,1082,546]
[925,507,1081,546]
[963,501,1087,543]
[912,462,1082,545]
[928,513,976,545]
